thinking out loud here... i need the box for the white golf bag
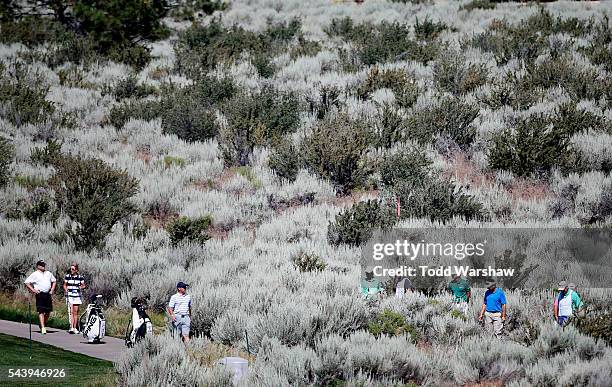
[125,297,152,348]
[80,295,106,343]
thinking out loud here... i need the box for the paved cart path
[0,319,125,362]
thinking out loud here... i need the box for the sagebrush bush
[166,215,212,246]
[488,113,581,177]
[291,251,327,272]
[175,18,301,77]
[368,309,420,341]
[30,139,62,167]
[268,138,300,182]
[460,0,496,11]
[380,150,487,223]
[327,200,395,247]
[302,113,372,194]
[112,74,155,100]
[433,54,488,95]
[307,85,342,120]
[326,18,440,65]
[357,67,418,108]
[220,87,300,166]
[108,99,162,128]
[0,65,55,126]
[405,96,479,150]
[50,154,139,251]
[414,16,449,41]
[372,104,406,149]
[0,136,14,188]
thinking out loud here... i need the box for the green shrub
[108,99,162,128]
[289,36,322,60]
[252,53,276,78]
[268,138,300,182]
[433,55,488,95]
[169,0,228,20]
[522,56,609,102]
[460,0,496,11]
[414,16,448,41]
[327,200,395,247]
[50,154,139,251]
[162,156,186,168]
[175,18,301,78]
[380,150,487,223]
[301,113,372,195]
[368,309,420,341]
[306,85,342,120]
[166,215,212,246]
[488,114,580,177]
[112,75,155,100]
[372,104,406,149]
[0,136,14,188]
[21,188,59,223]
[13,175,46,191]
[480,75,543,110]
[30,139,62,167]
[357,67,418,108]
[72,0,169,55]
[291,251,327,272]
[160,93,218,142]
[326,18,440,66]
[0,65,55,127]
[405,97,479,150]
[220,88,300,166]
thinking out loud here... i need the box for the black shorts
[35,292,53,313]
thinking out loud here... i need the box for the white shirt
[24,270,56,293]
[168,293,191,316]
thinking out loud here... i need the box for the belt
[178,314,189,318]
[486,311,502,314]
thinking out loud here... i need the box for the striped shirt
[168,293,191,316]
[64,274,84,297]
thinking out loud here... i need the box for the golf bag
[124,297,152,348]
[79,295,106,343]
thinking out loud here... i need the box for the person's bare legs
[182,334,190,343]
[43,312,50,326]
[71,304,79,330]
[38,313,45,329]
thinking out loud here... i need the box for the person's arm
[501,304,507,321]
[63,277,68,293]
[467,289,472,303]
[554,301,559,320]
[478,304,486,321]
[167,297,176,321]
[80,277,86,289]
[50,275,56,294]
[25,282,39,294]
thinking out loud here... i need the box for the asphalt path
[0,319,124,362]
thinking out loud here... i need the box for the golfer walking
[63,263,85,334]
[448,274,471,316]
[167,282,191,343]
[478,280,506,338]
[24,260,56,334]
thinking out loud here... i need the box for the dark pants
[35,292,53,313]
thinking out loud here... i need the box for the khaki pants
[485,311,504,337]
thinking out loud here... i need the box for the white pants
[485,311,504,337]
[454,301,468,316]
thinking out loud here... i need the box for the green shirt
[360,278,382,299]
[448,278,471,302]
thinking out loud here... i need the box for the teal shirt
[360,279,382,298]
[448,278,470,302]
[557,290,583,312]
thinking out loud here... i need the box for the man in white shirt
[167,282,192,343]
[24,260,56,334]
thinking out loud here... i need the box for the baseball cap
[485,280,496,288]
[176,281,189,289]
[36,260,46,267]
[568,282,576,290]
[557,280,568,291]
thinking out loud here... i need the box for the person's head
[364,267,374,280]
[176,282,188,294]
[568,282,576,291]
[557,280,568,292]
[69,263,79,274]
[452,273,461,282]
[36,260,46,272]
[486,280,496,290]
